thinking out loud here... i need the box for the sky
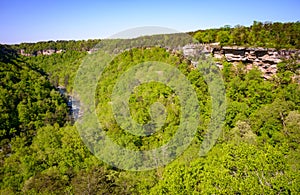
[1,0,299,44]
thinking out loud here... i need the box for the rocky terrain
[20,49,65,56]
[182,44,300,79]
[18,43,299,79]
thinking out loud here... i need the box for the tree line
[2,21,300,57]
[192,21,300,49]
[8,39,101,55]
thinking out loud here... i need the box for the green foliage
[25,50,86,91]
[0,39,299,194]
[0,54,67,142]
[151,142,299,194]
[95,47,210,153]
[10,39,100,55]
[71,166,122,195]
[193,21,300,48]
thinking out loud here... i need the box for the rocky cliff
[181,44,300,79]
[18,44,299,79]
[20,49,65,56]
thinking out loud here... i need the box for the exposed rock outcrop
[179,44,299,79]
[19,43,299,79]
[20,49,32,56]
[19,49,65,56]
[212,46,299,78]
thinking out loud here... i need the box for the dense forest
[192,21,300,48]
[4,21,300,56]
[0,21,300,194]
[10,39,101,55]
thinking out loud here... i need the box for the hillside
[191,21,300,49]
[0,21,300,194]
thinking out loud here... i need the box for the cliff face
[20,49,65,56]
[214,46,299,78]
[18,44,299,79]
[182,44,300,79]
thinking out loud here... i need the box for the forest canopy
[3,21,300,56]
[0,21,300,194]
[192,21,300,48]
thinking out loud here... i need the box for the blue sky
[1,0,299,44]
